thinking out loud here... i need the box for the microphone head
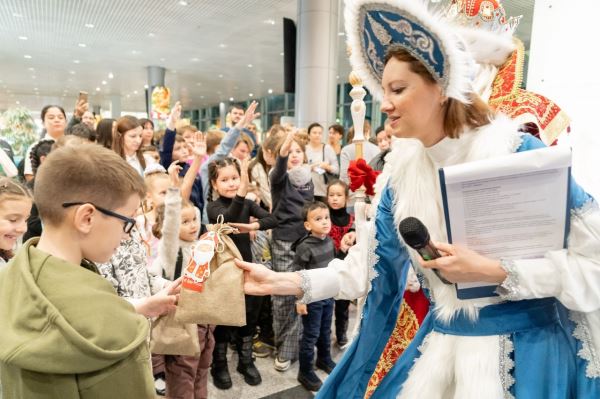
[399,217,430,249]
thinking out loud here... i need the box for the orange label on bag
[182,232,218,292]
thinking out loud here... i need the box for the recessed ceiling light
[101,80,107,85]
[196,82,202,86]
[247,64,253,68]
[263,19,275,25]
[73,60,80,64]
[85,23,94,28]
[108,72,114,79]
[268,89,273,94]
[144,84,149,89]
[78,43,86,48]
[336,75,339,79]
[126,94,130,98]
[34,87,38,91]
[191,57,199,62]
[249,93,254,97]
[280,52,284,56]
[219,43,227,48]
[134,90,138,94]
[28,67,34,71]
[178,0,188,5]
[131,50,139,55]
[13,13,23,18]
[229,97,234,101]
[160,57,165,62]
[24,55,32,59]
[148,32,155,37]
[200,96,205,99]
[31,75,36,79]
[218,74,223,78]
[260,79,265,83]
[171,70,177,74]
[69,70,75,75]
[96,87,100,91]
[16,101,20,105]
[18,36,27,40]
[338,32,345,36]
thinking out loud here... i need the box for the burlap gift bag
[175,216,246,326]
[150,312,200,356]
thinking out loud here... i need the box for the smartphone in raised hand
[78,91,88,104]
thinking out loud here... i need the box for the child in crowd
[152,166,212,399]
[0,178,32,268]
[270,129,314,371]
[0,143,156,398]
[159,102,204,213]
[249,132,282,211]
[230,133,253,161]
[294,201,337,391]
[0,178,31,398]
[140,133,205,272]
[369,120,393,172]
[200,102,260,222]
[326,180,355,348]
[206,157,278,389]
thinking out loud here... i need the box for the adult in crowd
[339,120,379,184]
[328,124,344,161]
[23,105,67,181]
[139,118,156,147]
[305,123,339,202]
[112,116,145,175]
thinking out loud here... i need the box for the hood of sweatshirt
[0,238,149,374]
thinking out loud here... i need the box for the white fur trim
[398,332,503,398]
[344,0,475,103]
[454,26,515,66]
[370,116,523,323]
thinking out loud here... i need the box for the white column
[109,95,121,119]
[294,0,339,130]
[527,0,600,199]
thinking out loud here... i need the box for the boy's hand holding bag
[175,215,246,326]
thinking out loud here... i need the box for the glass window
[268,95,285,112]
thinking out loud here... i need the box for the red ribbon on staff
[348,159,380,196]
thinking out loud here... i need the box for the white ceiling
[0,0,533,115]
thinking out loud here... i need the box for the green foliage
[0,107,38,158]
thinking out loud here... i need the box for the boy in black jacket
[293,201,336,392]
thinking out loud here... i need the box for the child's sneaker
[298,370,323,391]
[316,358,337,374]
[252,340,272,358]
[274,356,291,372]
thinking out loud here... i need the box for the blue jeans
[299,298,334,373]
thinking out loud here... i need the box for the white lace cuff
[296,270,312,304]
[496,258,519,301]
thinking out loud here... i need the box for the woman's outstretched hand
[234,259,276,296]
[417,242,507,284]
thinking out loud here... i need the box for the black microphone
[399,217,452,285]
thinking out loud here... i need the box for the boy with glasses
[0,143,157,398]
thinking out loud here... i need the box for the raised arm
[181,132,206,201]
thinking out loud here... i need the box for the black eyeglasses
[62,202,136,234]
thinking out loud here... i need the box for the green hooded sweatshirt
[0,239,155,398]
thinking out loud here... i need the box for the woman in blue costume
[235,0,600,397]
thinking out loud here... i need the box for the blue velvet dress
[317,135,600,398]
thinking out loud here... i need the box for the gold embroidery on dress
[364,301,420,399]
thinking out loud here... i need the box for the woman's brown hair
[384,44,493,139]
[112,115,146,170]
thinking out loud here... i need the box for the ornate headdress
[345,0,475,103]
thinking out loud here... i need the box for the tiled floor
[204,303,359,399]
